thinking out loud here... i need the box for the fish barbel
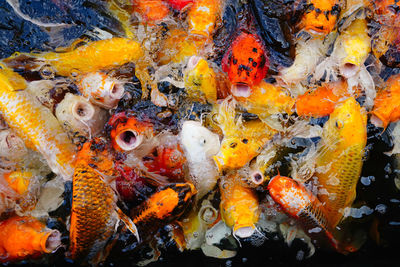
[0,66,76,180]
[69,138,139,264]
[314,97,367,228]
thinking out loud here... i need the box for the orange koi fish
[219,177,260,238]
[132,0,170,22]
[69,138,139,264]
[371,74,400,128]
[0,66,76,181]
[298,0,342,35]
[108,112,154,151]
[268,175,355,254]
[188,0,223,39]
[222,31,269,97]
[131,183,196,232]
[0,216,61,263]
[314,98,367,228]
[296,79,360,117]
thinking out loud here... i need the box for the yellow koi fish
[314,97,367,228]
[0,66,76,181]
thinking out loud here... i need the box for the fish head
[267,175,312,217]
[222,32,269,97]
[324,97,367,147]
[298,0,341,35]
[184,56,217,102]
[180,121,220,161]
[108,112,153,151]
[214,137,262,171]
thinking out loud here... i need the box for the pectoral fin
[116,207,141,243]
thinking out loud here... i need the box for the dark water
[1,0,400,266]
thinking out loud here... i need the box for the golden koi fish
[0,66,76,180]
[314,97,367,228]
[69,138,139,264]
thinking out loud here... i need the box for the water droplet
[375,204,387,214]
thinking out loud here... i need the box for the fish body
[371,74,400,128]
[70,139,139,264]
[184,56,218,103]
[188,0,222,38]
[133,0,170,22]
[298,0,341,35]
[267,175,351,253]
[219,177,260,238]
[296,79,360,117]
[235,80,295,118]
[0,216,61,263]
[131,183,196,231]
[0,68,76,181]
[314,97,367,228]
[4,38,143,77]
[222,32,269,97]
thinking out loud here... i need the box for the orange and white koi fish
[0,216,61,263]
[188,0,223,39]
[267,175,355,253]
[0,66,76,181]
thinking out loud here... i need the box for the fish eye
[242,139,248,144]
[335,120,344,129]
[199,138,206,146]
[230,142,237,148]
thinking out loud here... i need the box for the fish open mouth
[340,63,359,78]
[109,82,125,100]
[251,171,264,185]
[234,226,255,238]
[44,230,61,253]
[231,83,251,97]
[72,101,95,122]
[116,130,143,151]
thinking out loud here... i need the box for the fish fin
[116,207,141,243]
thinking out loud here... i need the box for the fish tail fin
[116,207,141,243]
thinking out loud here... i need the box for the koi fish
[142,141,186,181]
[3,38,143,77]
[298,0,342,35]
[131,183,197,233]
[0,66,76,181]
[235,80,295,119]
[267,175,355,253]
[184,56,218,103]
[219,177,260,238]
[0,129,27,162]
[296,79,360,117]
[108,112,154,151]
[78,72,125,109]
[2,170,33,195]
[371,74,400,128]
[132,0,170,23]
[188,0,223,39]
[0,216,61,263]
[222,31,269,97]
[212,98,277,171]
[166,0,194,11]
[55,93,108,142]
[180,121,220,199]
[314,97,367,228]
[69,138,139,264]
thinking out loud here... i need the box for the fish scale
[315,98,367,228]
[0,69,76,180]
[69,141,118,264]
